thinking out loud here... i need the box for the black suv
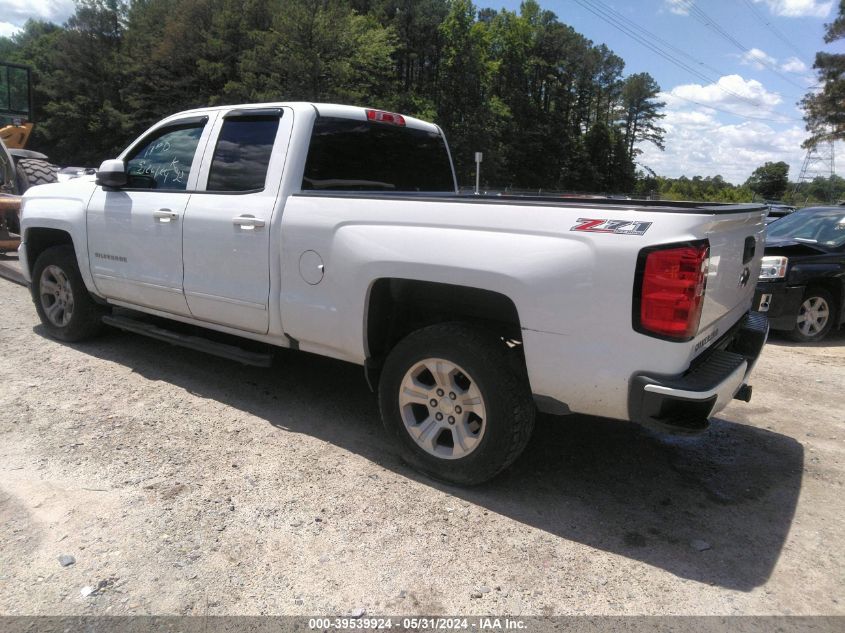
[754,206,845,342]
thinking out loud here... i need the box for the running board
[102,314,273,367]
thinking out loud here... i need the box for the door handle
[232,215,266,229]
[153,209,179,222]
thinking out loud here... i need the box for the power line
[741,0,811,62]
[573,0,773,108]
[572,0,717,85]
[678,0,809,91]
[571,0,803,122]
[667,92,800,123]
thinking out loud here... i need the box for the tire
[31,245,106,342]
[15,158,57,194]
[378,322,535,485]
[788,288,837,343]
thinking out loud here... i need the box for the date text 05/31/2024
[308,617,527,630]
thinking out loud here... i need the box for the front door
[87,117,212,315]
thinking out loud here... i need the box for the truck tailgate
[698,211,767,335]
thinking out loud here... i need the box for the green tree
[20,1,131,165]
[620,72,665,160]
[435,0,504,185]
[0,0,665,191]
[800,0,844,146]
[236,0,396,104]
[745,161,790,200]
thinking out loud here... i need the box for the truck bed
[294,191,768,215]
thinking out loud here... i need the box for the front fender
[20,181,98,289]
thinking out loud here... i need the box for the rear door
[86,115,213,315]
[182,108,291,333]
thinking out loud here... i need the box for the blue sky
[482,0,844,184]
[1,0,843,184]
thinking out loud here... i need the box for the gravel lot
[0,274,843,616]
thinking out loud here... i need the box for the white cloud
[667,0,831,18]
[740,48,778,70]
[665,74,783,118]
[0,0,76,26]
[639,115,810,184]
[0,21,23,37]
[781,56,809,72]
[738,50,813,82]
[637,75,818,183]
[663,0,690,15]
[752,0,833,18]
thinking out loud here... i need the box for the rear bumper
[753,282,804,331]
[628,311,769,434]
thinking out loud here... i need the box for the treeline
[635,173,845,206]
[0,0,666,191]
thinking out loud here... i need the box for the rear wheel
[789,288,837,342]
[32,245,106,341]
[378,323,535,485]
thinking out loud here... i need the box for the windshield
[767,209,845,249]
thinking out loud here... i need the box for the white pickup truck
[19,102,769,484]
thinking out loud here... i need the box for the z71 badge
[570,218,653,236]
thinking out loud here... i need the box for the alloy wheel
[398,358,487,459]
[39,265,74,327]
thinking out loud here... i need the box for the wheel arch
[364,278,523,365]
[24,227,74,274]
[22,224,100,298]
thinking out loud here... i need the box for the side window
[125,122,205,190]
[206,115,280,192]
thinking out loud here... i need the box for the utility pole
[793,138,836,204]
[474,152,483,195]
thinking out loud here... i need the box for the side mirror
[96,159,127,188]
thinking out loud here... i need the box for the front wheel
[789,288,837,343]
[378,323,535,485]
[31,245,106,341]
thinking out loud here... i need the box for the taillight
[366,109,406,126]
[634,241,709,340]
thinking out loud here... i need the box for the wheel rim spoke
[62,302,73,325]
[425,360,453,390]
[410,417,440,450]
[40,279,59,294]
[401,385,431,406]
[44,300,62,323]
[452,421,473,453]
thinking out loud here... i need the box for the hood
[22,177,99,203]
[764,238,829,256]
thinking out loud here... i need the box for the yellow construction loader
[1,62,57,254]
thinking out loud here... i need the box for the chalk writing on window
[126,125,204,190]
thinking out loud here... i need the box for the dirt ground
[0,275,843,617]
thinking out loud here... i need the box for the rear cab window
[206,113,281,192]
[302,117,456,192]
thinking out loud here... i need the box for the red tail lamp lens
[639,243,709,339]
